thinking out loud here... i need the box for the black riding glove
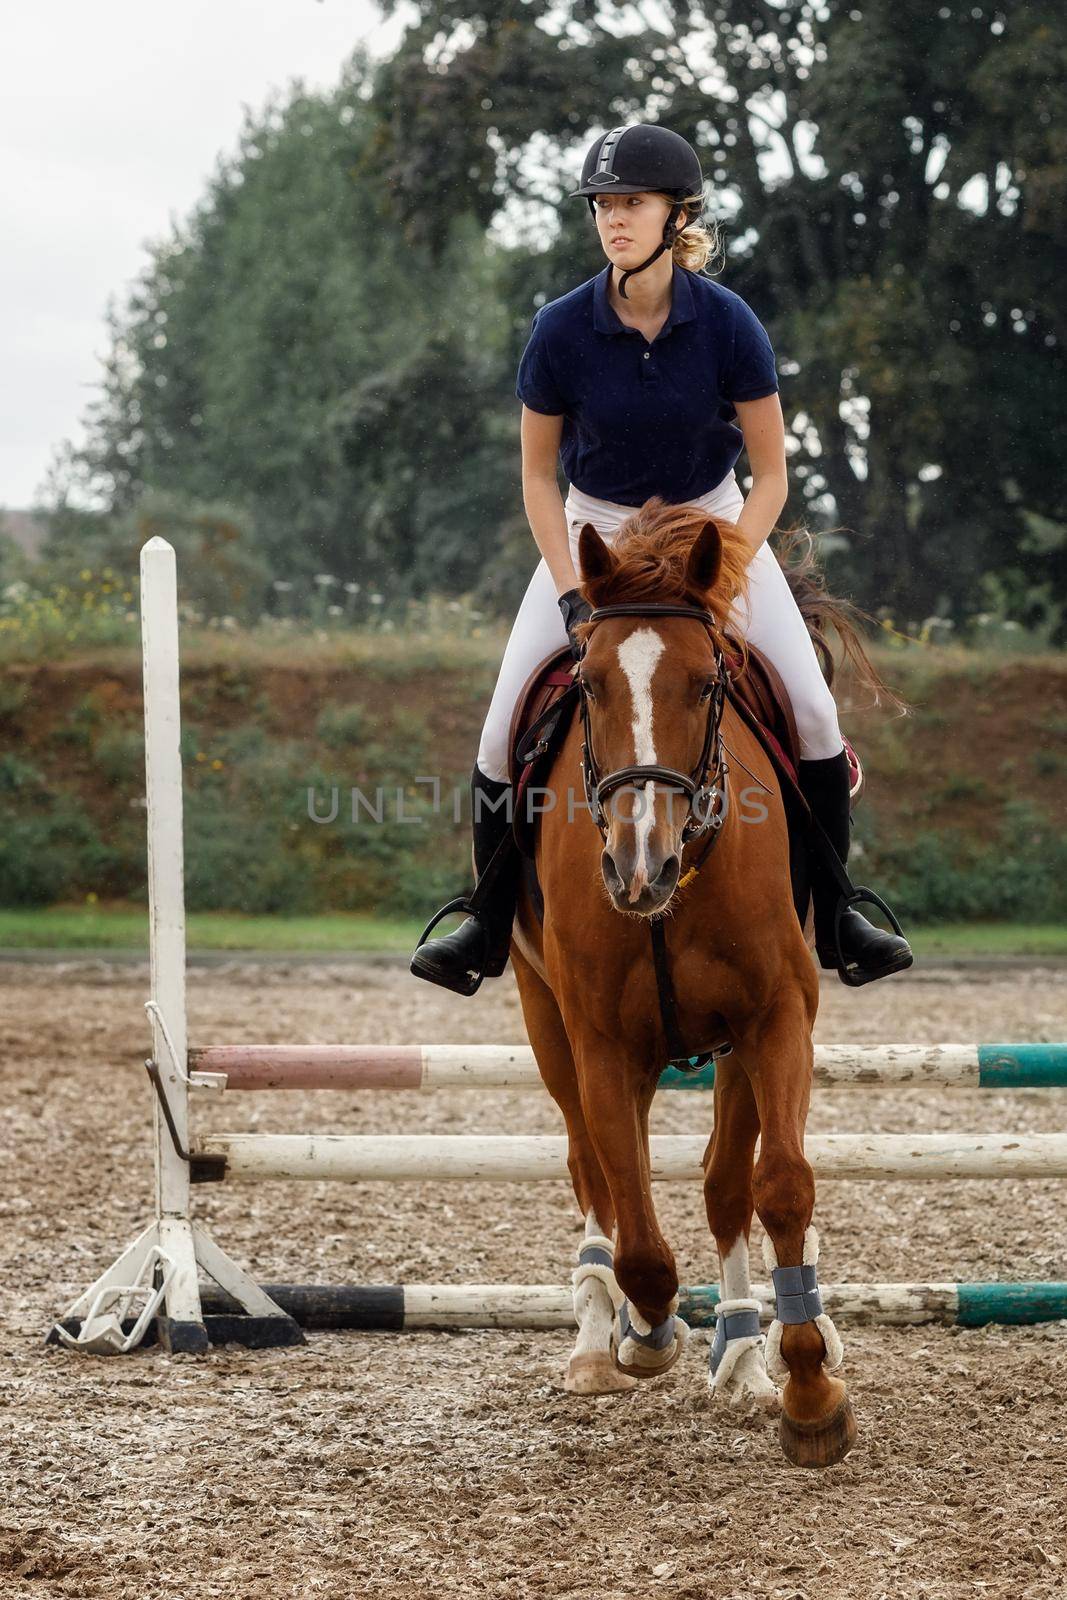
[558,587,593,660]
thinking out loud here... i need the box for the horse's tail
[774,525,910,718]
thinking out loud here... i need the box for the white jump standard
[52,539,302,1353]
[52,537,1067,1354]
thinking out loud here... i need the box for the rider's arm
[733,392,788,560]
[519,406,580,596]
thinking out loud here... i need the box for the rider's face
[593,192,674,267]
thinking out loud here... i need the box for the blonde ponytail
[659,187,725,276]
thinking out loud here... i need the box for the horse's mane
[578,496,910,717]
[578,496,752,661]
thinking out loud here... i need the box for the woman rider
[411,122,912,995]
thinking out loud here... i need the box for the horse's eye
[580,679,597,702]
[698,681,715,702]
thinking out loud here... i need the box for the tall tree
[370,0,1067,626]
[51,3,1065,629]
[54,51,519,597]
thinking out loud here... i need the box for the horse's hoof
[779,1396,857,1468]
[563,1351,638,1394]
[612,1316,688,1380]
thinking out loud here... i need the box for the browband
[587,603,716,626]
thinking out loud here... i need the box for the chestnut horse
[509,500,857,1468]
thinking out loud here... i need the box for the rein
[576,600,734,1071]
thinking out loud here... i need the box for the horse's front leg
[573,1036,687,1380]
[566,1206,636,1394]
[510,945,634,1394]
[702,1053,779,1413]
[738,996,856,1468]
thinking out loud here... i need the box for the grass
[906,924,1067,958]
[1,906,1066,961]
[0,905,420,955]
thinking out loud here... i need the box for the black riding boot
[798,749,913,985]
[409,763,521,995]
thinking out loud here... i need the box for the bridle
[577,602,730,845]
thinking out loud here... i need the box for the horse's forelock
[582,496,751,622]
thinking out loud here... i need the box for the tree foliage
[47,4,1067,632]
[54,52,519,601]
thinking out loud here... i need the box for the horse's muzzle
[601,847,680,915]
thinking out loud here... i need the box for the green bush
[95,727,145,786]
[0,678,30,730]
[183,812,319,914]
[316,701,375,750]
[868,804,1067,923]
[0,753,48,795]
[0,569,138,660]
[0,804,100,905]
[175,724,472,916]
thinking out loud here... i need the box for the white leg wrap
[764,1316,788,1381]
[572,1260,626,1312]
[624,1290,680,1336]
[708,1296,766,1395]
[567,1221,624,1373]
[570,1232,626,1312]
[761,1225,845,1379]
[617,1290,682,1366]
[580,1232,615,1256]
[716,1341,780,1407]
[564,1216,639,1390]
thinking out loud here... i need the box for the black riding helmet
[569,124,705,299]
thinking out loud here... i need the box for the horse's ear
[685,519,723,597]
[578,523,617,586]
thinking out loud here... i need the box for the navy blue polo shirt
[515,263,779,506]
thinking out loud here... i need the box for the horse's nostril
[601,850,623,891]
[654,854,681,892]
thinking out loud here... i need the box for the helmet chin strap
[615,202,691,299]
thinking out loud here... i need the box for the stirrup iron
[411,896,489,996]
[826,885,911,988]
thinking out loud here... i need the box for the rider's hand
[558,587,593,660]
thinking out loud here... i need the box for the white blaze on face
[616,627,665,900]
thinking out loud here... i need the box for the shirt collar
[592,262,696,336]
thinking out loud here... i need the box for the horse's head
[574,499,750,917]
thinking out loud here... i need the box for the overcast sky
[1,0,407,511]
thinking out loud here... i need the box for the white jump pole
[189,1041,1067,1092]
[192,1279,1067,1331]
[194,1130,1067,1184]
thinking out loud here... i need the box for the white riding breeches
[476,472,845,783]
